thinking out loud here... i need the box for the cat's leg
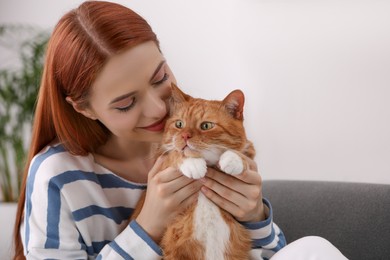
[162,204,205,260]
[218,150,245,175]
[179,157,207,179]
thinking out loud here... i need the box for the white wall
[1,0,389,184]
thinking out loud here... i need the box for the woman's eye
[153,73,169,85]
[115,97,136,112]
[175,120,184,129]
[200,122,215,130]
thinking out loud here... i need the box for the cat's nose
[182,132,191,141]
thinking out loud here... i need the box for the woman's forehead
[91,41,163,98]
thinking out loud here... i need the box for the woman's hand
[200,156,267,223]
[136,156,203,243]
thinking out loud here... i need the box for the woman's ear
[66,96,97,120]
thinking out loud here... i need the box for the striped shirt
[22,143,286,259]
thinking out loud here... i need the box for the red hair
[13,1,159,258]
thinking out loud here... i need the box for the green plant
[0,25,49,202]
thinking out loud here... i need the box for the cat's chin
[182,147,202,157]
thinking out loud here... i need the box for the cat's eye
[200,122,215,130]
[175,120,184,129]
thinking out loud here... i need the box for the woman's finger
[201,175,247,205]
[244,156,258,172]
[203,171,247,201]
[206,167,261,189]
[148,155,166,179]
[157,174,197,197]
[204,168,262,210]
[152,166,183,183]
[200,185,244,219]
[176,180,203,206]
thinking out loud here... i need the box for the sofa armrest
[263,180,390,260]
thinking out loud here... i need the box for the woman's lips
[140,116,167,132]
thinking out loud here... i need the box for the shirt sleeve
[25,218,162,260]
[241,198,287,260]
[96,220,162,259]
[23,148,162,260]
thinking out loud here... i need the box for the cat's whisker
[159,149,171,157]
[201,143,225,152]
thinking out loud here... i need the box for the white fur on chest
[193,193,230,260]
[201,147,223,166]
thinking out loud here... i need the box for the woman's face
[85,41,176,143]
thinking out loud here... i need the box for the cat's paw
[219,150,244,175]
[179,157,207,179]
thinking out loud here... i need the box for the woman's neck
[93,137,159,183]
[100,135,153,158]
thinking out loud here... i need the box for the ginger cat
[133,84,255,260]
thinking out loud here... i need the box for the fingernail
[200,177,206,183]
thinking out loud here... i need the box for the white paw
[219,150,244,175]
[179,158,207,179]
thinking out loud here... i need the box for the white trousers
[271,236,349,260]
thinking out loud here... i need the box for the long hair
[13,1,159,258]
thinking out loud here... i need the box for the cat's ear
[222,89,245,120]
[170,83,192,103]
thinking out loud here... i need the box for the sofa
[262,180,390,260]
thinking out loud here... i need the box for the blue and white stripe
[244,199,287,259]
[22,144,160,259]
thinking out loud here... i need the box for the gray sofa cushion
[263,180,390,260]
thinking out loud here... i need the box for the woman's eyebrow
[109,91,137,105]
[149,60,166,82]
[109,60,166,105]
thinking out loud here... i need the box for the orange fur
[132,84,255,259]
[161,202,205,260]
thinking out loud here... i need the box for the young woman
[13,1,347,259]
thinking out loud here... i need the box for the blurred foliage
[0,25,49,202]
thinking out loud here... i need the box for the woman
[13,1,347,259]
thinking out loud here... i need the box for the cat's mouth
[181,144,202,157]
[181,144,190,151]
[181,142,195,150]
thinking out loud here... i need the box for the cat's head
[161,84,248,161]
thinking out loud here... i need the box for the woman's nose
[143,91,167,118]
